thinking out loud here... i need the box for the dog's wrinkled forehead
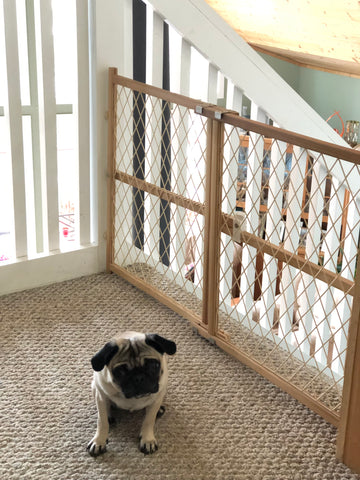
[111,338,161,368]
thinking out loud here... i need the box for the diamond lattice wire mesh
[112,85,208,317]
[217,125,360,413]
[110,78,360,419]
[115,86,208,201]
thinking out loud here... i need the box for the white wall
[260,52,360,128]
[93,0,135,271]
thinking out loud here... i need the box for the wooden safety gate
[106,68,360,471]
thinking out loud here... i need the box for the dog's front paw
[139,434,158,454]
[87,436,108,456]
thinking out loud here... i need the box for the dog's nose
[134,373,145,385]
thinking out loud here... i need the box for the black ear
[91,341,119,371]
[145,334,176,356]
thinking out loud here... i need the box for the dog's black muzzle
[121,370,159,399]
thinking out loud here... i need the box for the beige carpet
[0,273,359,480]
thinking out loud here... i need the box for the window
[0,0,91,263]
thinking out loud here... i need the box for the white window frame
[0,0,100,294]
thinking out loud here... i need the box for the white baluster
[332,197,360,376]
[143,10,162,264]
[261,140,287,332]
[239,103,265,323]
[169,33,190,284]
[187,47,209,286]
[315,179,345,368]
[220,80,243,309]
[279,146,307,343]
[111,0,134,266]
[296,160,327,357]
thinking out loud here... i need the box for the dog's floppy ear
[91,341,119,371]
[145,334,176,356]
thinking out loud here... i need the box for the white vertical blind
[36,0,58,252]
[3,0,28,258]
[76,0,91,246]
[26,0,44,254]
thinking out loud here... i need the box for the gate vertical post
[106,67,118,272]
[337,255,360,474]
[203,116,224,336]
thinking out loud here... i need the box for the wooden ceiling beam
[252,45,360,78]
[204,0,360,77]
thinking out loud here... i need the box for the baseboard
[0,245,104,296]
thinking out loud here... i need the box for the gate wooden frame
[106,68,360,473]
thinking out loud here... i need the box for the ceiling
[204,0,360,78]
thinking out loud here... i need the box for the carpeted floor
[0,273,359,480]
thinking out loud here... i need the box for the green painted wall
[260,52,360,133]
[260,53,299,92]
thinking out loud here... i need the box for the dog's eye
[145,359,160,373]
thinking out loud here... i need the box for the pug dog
[87,331,176,455]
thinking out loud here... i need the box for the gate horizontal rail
[114,74,360,166]
[117,168,354,298]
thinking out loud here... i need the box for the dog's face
[91,333,176,400]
